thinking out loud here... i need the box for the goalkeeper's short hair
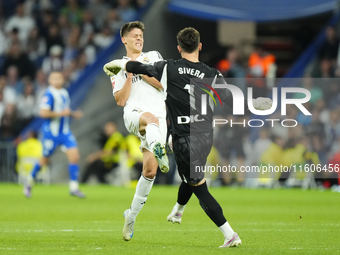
[177,27,200,53]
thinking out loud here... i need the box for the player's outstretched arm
[40,108,71,118]
[103,60,163,91]
[71,110,83,119]
[103,60,159,78]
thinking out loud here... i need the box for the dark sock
[191,181,227,227]
[177,181,193,205]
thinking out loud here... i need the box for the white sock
[219,221,235,240]
[145,123,162,151]
[129,174,155,221]
[26,175,34,186]
[173,202,186,215]
[69,181,79,192]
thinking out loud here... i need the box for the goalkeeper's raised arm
[103,59,162,79]
[103,59,273,111]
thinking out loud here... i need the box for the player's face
[48,72,65,89]
[123,28,143,53]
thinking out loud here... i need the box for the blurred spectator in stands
[99,121,118,148]
[315,99,330,124]
[0,29,7,56]
[307,109,327,165]
[94,24,114,49]
[324,109,340,154]
[0,75,16,105]
[63,30,80,67]
[251,128,272,166]
[17,78,36,127]
[294,74,323,106]
[117,0,137,22]
[0,90,4,122]
[2,43,36,80]
[247,43,276,98]
[0,104,22,140]
[106,9,124,35]
[42,45,64,75]
[6,28,22,49]
[80,10,97,43]
[248,43,276,78]
[89,0,110,28]
[324,82,340,107]
[81,121,125,184]
[61,0,84,25]
[313,58,334,78]
[328,149,340,192]
[62,65,74,88]
[38,10,54,39]
[82,32,97,64]
[306,109,325,139]
[6,66,24,95]
[45,24,64,54]
[319,26,339,64]
[0,4,5,25]
[16,130,43,181]
[4,3,35,44]
[260,135,285,183]
[216,46,246,94]
[136,0,148,8]
[71,51,89,82]
[285,123,304,149]
[58,14,71,40]
[70,23,82,40]
[27,27,46,64]
[214,115,248,185]
[283,136,320,184]
[23,0,53,17]
[50,0,66,10]
[34,69,48,102]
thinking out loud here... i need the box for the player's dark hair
[177,27,200,53]
[120,21,145,38]
[31,131,38,139]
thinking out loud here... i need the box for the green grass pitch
[0,184,339,254]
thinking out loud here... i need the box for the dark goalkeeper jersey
[126,58,233,137]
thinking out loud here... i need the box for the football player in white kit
[107,21,168,241]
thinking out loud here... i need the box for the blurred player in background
[81,121,125,184]
[107,21,168,241]
[23,72,84,198]
[104,27,272,247]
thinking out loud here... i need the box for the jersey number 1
[184,84,196,110]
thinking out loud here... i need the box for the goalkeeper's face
[123,28,144,54]
[48,72,65,89]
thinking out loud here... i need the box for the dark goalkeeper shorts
[172,132,213,185]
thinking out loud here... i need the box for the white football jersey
[110,51,166,117]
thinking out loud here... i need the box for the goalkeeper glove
[103,59,128,76]
[252,97,273,110]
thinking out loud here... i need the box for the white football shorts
[123,107,167,152]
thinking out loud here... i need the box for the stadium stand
[0,0,151,182]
